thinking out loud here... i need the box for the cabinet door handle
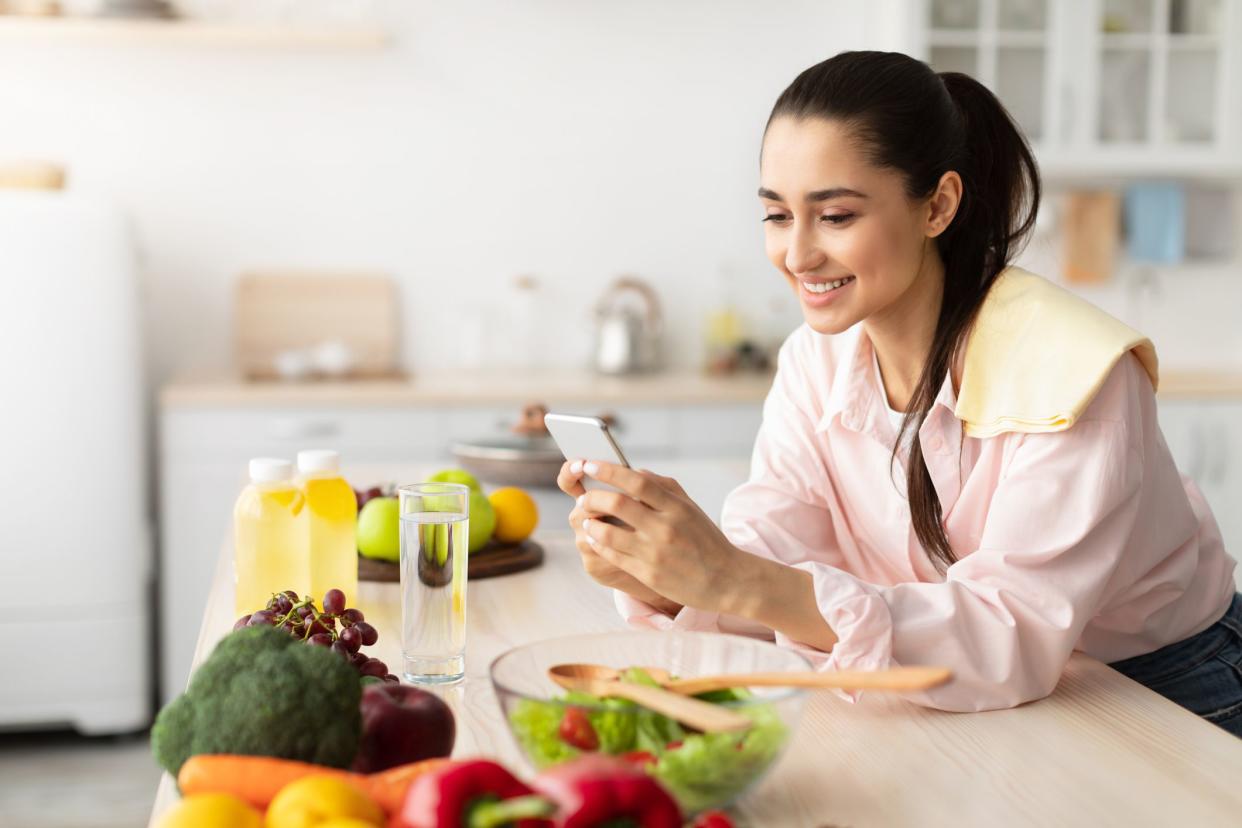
[267,417,342,441]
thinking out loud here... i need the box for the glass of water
[399,482,469,684]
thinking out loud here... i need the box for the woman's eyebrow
[757,186,868,202]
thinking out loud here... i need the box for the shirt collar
[816,326,959,437]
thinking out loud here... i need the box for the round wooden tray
[357,538,544,582]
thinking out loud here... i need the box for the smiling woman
[559,50,1242,737]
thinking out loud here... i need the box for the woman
[556,51,1242,735]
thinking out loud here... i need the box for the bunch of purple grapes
[234,588,397,683]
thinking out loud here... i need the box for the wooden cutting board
[234,271,400,379]
[358,538,544,582]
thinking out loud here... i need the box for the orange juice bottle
[297,450,358,607]
[234,458,309,615]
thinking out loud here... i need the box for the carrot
[362,757,455,814]
[177,754,455,814]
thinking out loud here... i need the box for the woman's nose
[785,223,825,275]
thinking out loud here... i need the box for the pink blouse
[616,323,1238,711]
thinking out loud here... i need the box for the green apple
[421,521,451,565]
[357,496,400,562]
[426,468,483,494]
[468,491,496,554]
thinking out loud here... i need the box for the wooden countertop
[150,464,1242,826]
[159,367,1242,408]
[159,369,777,407]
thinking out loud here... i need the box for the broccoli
[152,625,362,777]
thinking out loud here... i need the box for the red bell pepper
[394,759,555,828]
[530,754,682,828]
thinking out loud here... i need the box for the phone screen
[544,412,632,525]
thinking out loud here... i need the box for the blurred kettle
[593,276,663,374]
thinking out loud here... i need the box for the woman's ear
[925,170,963,238]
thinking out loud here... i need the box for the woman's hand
[574,460,751,615]
[556,459,681,614]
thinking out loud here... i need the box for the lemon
[157,793,262,828]
[265,776,383,828]
[488,487,539,544]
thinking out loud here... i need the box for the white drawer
[672,403,763,455]
[162,407,442,460]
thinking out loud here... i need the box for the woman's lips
[799,275,855,307]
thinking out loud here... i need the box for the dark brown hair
[764,51,1040,571]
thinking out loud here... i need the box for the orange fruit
[487,487,539,544]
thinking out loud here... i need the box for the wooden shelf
[0,15,388,49]
[1100,32,1156,50]
[927,29,979,48]
[994,30,1047,48]
[1039,148,1242,180]
[1168,34,1221,51]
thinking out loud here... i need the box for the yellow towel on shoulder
[956,267,1158,438]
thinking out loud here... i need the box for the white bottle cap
[249,457,293,483]
[297,449,340,475]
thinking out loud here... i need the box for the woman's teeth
[804,276,855,294]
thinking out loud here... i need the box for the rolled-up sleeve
[785,415,1143,711]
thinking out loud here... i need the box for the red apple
[355,486,385,511]
[351,683,455,773]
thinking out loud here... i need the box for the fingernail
[576,495,584,507]
[570,460,582,474]
[582,517,593,533]
[583,461,599,475]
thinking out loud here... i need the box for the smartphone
[543,412,632,526]
[543,412,631,494]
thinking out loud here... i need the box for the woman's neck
[863,247,945,413]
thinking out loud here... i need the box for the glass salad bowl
[490,630,810,814]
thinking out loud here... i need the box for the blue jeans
[1108,592,1242,738]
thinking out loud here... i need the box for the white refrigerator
[0,191,151,734]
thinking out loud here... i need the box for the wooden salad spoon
[546,664,752,733]
[565,663,953,695]
[661,665,953,695]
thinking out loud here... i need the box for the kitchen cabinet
[908,0,1242,177]
[157,391,764,702]
[1156,398,1242,590]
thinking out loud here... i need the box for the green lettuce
[505,669,790,813]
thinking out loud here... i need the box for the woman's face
[759,115,947,336]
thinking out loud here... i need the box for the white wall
[1014,187,1242,370]
[0,0,902,383]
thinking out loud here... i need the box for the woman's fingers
[579,489,651,531]
[642,469,687,497]
[557,458,588,498]
[580,461,673,510]
[581,514,641,557]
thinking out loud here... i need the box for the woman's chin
[802,306,856,335]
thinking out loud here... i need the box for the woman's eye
[761,214,787,223]
[821,214,853,225]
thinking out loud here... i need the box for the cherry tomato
[691,811,736,828]
[621,750,656,765]
[557,706,599,751]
